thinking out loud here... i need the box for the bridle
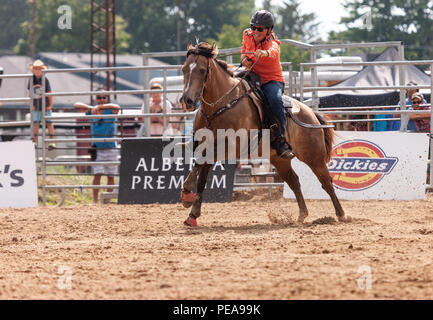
[185,49,258,128]
[187,49,259,108]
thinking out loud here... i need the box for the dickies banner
[0,141,38,208]
[118,138,236,204]
[284,131,430,200]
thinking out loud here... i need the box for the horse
[179,42,351,227]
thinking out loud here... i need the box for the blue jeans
[262,81,286,134]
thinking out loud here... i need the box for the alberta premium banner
[284,131,430,200]
[118,138,237,204]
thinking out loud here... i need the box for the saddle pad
[282,95,300,114]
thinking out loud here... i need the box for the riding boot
[270,123,294,160]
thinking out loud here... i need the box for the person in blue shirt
[389,81,420,131]
[74,91,120,203]
[372,112,389,131]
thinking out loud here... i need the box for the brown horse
[180,42,351,226]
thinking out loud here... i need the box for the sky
[256,0,348,40]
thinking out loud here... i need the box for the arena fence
[1,41,432,205]
[300,59,433,187]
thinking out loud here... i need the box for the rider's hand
[242,57,253,68]
[150,104,162,113]
[254,50,269,59]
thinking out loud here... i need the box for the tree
[14,0,130,55]
[329,0,433,61]
[117,0,254,56]
[274,0,321,42]
[210,1,317,67]
[116,0,176,54]
[0,0,28,52]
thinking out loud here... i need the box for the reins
[199,53,261,109]
[195,52,261,128]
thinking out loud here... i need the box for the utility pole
[90,0,117,104]
[30,0,36,58]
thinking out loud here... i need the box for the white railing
[2,40,432,204]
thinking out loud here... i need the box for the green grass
[38,166,119,206]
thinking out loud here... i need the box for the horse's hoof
[182,200,193,208]
[184,216,197,227]
[181,191,196,208]
[338,215,352,223]
[297,213,308,224]
[180,191,196,202]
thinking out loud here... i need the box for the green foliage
[280,38,311,69]
[116,0,176,54]
[14,0,130,55]
[2,0,316,68]
[116,0,254,56]
[40,166,118,206]
[211,0,317,67]
[0,0,28,51]
[272,0,321,42]
[329,0,433,60]
[207,15,251,64]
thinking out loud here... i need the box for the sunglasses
[251,25,266,32]
[412,101,422,104]
[96,96,108,100]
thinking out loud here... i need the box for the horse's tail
[315,112,334,163]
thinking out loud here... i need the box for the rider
[241,10,294,159]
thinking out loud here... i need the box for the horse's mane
[215,59,234,77]
[187,42,234,77]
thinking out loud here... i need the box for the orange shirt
[241,28,284,84]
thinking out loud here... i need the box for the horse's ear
[211,42,219,58]
[187,41,194,51]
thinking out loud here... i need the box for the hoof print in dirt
[311,216,336,225]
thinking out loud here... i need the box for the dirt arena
[1,189,433,299]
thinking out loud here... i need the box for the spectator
[390,80,420,131]
[372,108,389,131]
[137,82,180,137]
[28,59,56,149]
[409,92,431,184]
[74,90,120,204]
[408,93,430,133]
[184,101,199,137]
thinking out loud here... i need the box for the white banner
[0,141,38,208]
[284,131,429,200]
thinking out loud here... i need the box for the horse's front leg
[181,165,200,208]
[184,163,212,227]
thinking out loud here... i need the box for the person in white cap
[28,59,56,149]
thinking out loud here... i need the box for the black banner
[118,138,236,204]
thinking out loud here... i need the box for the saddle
[236,71,297,146]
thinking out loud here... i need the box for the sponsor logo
[328,140,398,191]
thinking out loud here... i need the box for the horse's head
[180,42,218,111]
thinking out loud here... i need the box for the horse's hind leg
[308,162,351,222]
[184,163,212,227]
[272,157,309,223]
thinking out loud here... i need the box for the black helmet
[250,10,274,28]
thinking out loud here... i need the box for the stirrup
[278,146,294,160]
[279,149,295,160]
[278,141,295,160]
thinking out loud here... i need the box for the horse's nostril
[185,98,194,105]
